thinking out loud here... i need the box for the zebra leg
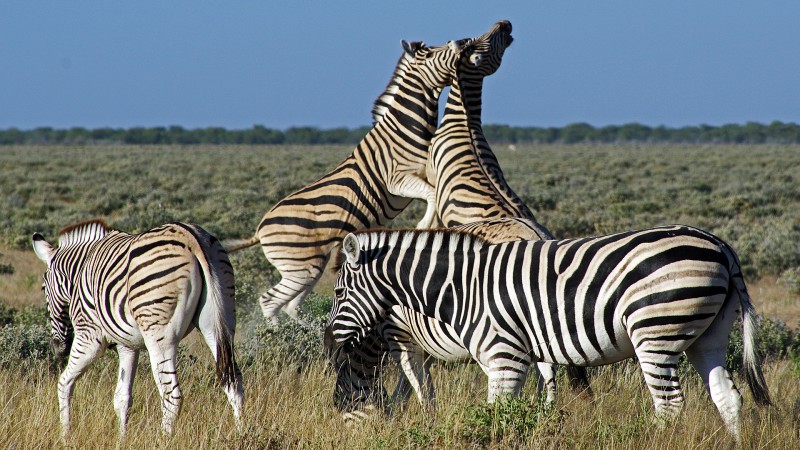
[389,341,435,409]
[388,175,437,229]
[114,346,139,436]
[57,332,104,437]
[144,337,182,434]
[685,347,742,441]
[260,259,328,325]
[486,359,530,403]
[259,278,314,325]
[636,350,685,426]
[535,362,557,405]
[684,297,743,441]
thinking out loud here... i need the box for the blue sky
[2,1,798,130]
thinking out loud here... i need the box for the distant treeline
[2,121,800,146]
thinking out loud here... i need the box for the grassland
[1,144,800,448]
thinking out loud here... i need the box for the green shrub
[461,395,563,446]
[726,316,800,371]
[782,267,800,294]
[0,304,15,327]
[14,305,49,326]
[238,308,325,371]
[0,323,52,369]
[0,263,14,275]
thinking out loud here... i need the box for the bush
[0,263,13,275]
[0,323,52,369]
[238,309,325,371]
[461,395,563,446]
[782,267,800,294]
[726,316,800,371]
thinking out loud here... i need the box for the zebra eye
[333,287,346,299]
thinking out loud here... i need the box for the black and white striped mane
[370,41,423,125]
[57,219,111,248]
[332,228,488,272]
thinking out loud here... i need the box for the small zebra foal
[33,220,243,436]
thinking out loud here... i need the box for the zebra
[326,225,771,440]
[324,219,591,422]
[425,24,545,230]
[32,219,244,436]
[222,21,514,324]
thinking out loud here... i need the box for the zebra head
[370,21,513,125]
[32,233,74,360]
[458,20,513,78]
[31,219,109,360]
[327,233,392,347]
[323,325,388,420]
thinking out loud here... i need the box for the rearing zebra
[32,220,244,436]
[222,22,512,324]
[327,225,771,441]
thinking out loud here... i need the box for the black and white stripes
[327,225,770,440]
[33,220,243,436]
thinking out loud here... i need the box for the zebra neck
[378,81,440,145]
[383,248,469,329]
[443,78,485,134]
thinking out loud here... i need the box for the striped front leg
[58,331,105,437]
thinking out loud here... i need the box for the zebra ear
[447,39,463,53]
[342,233,361,266]
[32,233,55,265]
[401,40,423,56]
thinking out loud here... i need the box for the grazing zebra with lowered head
[32,219,243,436]
[222,21,513,324]
[325,219,590,422]
[327,225,771,441]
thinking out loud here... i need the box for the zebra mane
[331,228,488,272]
[57,219,111,248]
[370,41,422,125]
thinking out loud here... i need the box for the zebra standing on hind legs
[326,20,588,421]
[327,225,771,442]
[32,219,243,437]
[222,21,514,325]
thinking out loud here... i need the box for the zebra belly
[520,314,636,367]
[386,306,471,363]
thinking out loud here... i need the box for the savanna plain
[1,144,800,449]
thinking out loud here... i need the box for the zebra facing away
[327,225,771,440]
[223,21,514,325]
[325,219,589,422]
[32,220,244,436]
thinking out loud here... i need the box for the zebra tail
[739,284,771,406]
[723,241,772,407]
[201,240,240,391]
[221,235,260,253]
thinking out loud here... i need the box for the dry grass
[750,276,800,329]
[1,347,798,449]
[0,244,43,309]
